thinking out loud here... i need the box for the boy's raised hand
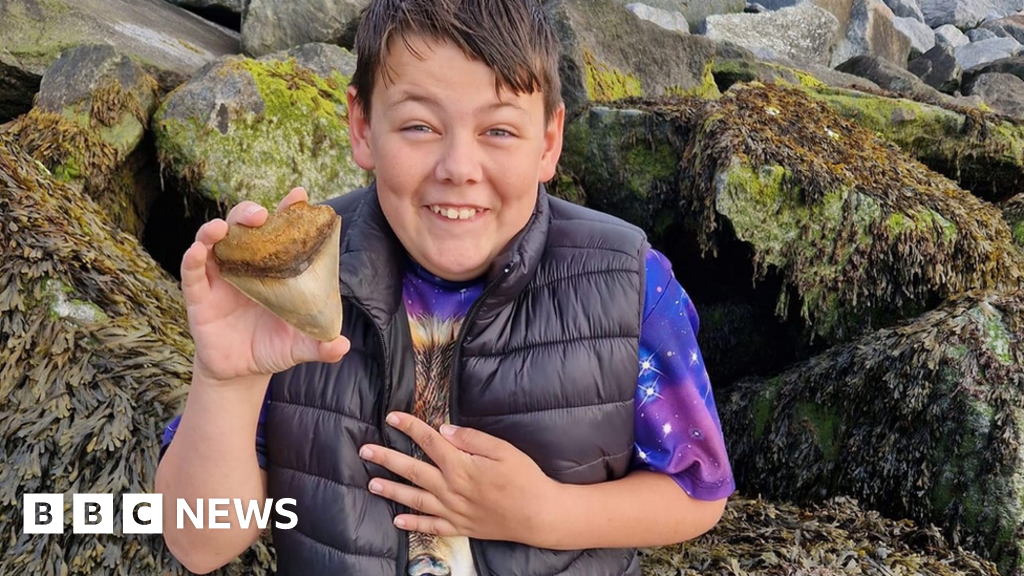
[180,186,350,384]
[359,412,559,547]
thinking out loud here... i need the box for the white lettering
[177,498,203,529]
[274,498,298,529]
[233,498,274,530]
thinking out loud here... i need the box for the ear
[539,102,565,183]
[347,85,376,171]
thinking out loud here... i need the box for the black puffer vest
[265,184,648,575]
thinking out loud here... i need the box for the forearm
[155,371,270,574]
[535,470,727,550]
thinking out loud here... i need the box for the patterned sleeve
[158,390,270,470]
[632,248,735,501]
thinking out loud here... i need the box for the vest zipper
[349,299,410,576]
[449,262,515,576]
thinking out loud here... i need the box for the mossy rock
[641,495,999,575]
[1,45,161,239]
[0,133,274,574]
[722,288,1024,574]
[682,83,1023,344]
[805,84,1024,203]
[153,52,368,211]
[546,0,720,118]
[1002,194,1024,249]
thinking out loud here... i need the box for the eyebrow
[389,91,527,115]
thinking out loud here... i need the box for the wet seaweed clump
[723,288,1024,574]
[642,495,1000,576]
[678,82,1023,343]
[0,132,274,575]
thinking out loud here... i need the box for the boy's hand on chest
[358,411,561,547]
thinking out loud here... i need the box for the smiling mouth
[428,205,486,221]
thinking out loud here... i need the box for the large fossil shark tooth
[212,200,343,341]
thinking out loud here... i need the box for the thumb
[440,424,509,458]
[291,334,350,365]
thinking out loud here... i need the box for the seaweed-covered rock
[805,85,1024,202]
[641,496,1000,575]
[0,0,239,94]
[241,0,366,57]
[547,0,720,118]
[722,288,1024,574]
[1,45,161,239]
[682,84,1022,343]
[0,133,274,574]
[1004,194,1024,248]
[153,51,366,210]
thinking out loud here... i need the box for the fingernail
[369,481,383,493]
[386,413,400,426]
[245,205,267,216]
[440,424,458,437]
[394,518,407,528]
[359,447,374,459]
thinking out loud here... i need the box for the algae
[583,49,642,102]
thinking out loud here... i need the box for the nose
[407,554,451,576]
[434,133,482,186]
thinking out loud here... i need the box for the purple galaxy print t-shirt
[159,249,735,502]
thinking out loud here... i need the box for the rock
[612,0,746,32]
[892,15,936,57]
[548,0,720,117]
[744,1,771,11]
[641,496,1000,575]
[153,52,367,211]
[751,0,804,8]
[967,27,1000,41]
[908,43,964,93]
[921,0,1024,29]
[963,54,1024,85]
[0,133,275,575]
[712,56,880,90]
[934,23,971,47]
[259,42,357,79]
[836,54,954,102]
[830,0,913,68]
[1003,194,1024,248]
[808,85,1024,201]
[0,0,239,94]
[963,72,1024,116]
[722,287,1024,576]
[165,0,245,15]
[0,45,161,240]
[626,3,690,33]
[981,14,1024,43]
[882,0,926,20]
[241,0,367,56]
[0,56,41,124]
[955,36,1024,71]
[702,4,841,66]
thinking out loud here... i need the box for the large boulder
[981,14,1024,44]
[920,0,1024,28]
[882,0,926,20]
[836,54,954,103]
[548,0,720,118]
[955,37,1024,72]
[612,0,746,32]
[908,43,963,93]
[624,3,691,33]
[891,15,935,58]
[702,4,841,66]
[806,85,1024,202]
[166,0,245,15]
[963,55,1024,85]
[641,496,999,575]
[0,133,274,575]
[964,72,1024,117]
[0,0,239,95]
[241,0,367,57]
[722,288,1024,575]
[1,45,161,240]
[153,46,366,211]
[829,0,913,68]
[934,23,971,48]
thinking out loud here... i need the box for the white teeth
[429,205,478,220]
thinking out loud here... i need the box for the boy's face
[347,35,565,282]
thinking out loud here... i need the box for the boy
[155,0,735,574]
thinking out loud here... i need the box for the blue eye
[487,128,513,137]
[404,125,434,133]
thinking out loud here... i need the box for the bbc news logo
[23,494,297,534]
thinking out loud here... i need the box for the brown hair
[350,0,562,124]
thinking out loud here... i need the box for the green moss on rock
[154,55,368,210]
[584,49,643,102]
